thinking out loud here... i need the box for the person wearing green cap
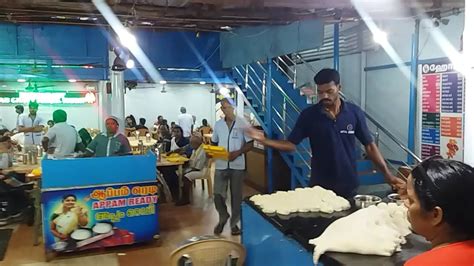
[42,109,81,158]
[85,116,131,157]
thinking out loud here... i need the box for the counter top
[243,198,431,266]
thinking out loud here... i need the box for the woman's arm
[50,221,67,240]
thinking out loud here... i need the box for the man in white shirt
[14,105,24,132]
[211,98,253,236]
[177,107,194,139]
[18,101,45,152]
[42,109,81,158]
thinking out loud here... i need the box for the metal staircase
[232,54,421,192]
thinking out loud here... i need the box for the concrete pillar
[97,80,110,132]
[110,71,125,133]
[464,4,474,165]
[108,50,126,133]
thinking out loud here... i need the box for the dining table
[3,163,40,174]
[156,155,189,203]
[128,136,157,148]
[4,158,42,246]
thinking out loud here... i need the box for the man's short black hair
[314,68,340,86]
[139,118,146,125]
[15,105,24,112]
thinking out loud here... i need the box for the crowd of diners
[0,102,215,223]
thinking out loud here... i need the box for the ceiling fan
[24,81,56,92]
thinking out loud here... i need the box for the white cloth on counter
[309,203,411,265]
[250,186,351,215]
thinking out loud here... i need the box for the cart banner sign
[418,60,465,161]
[42,182,159,253]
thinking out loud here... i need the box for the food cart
[242,197,431,266]
[41,151,159,259]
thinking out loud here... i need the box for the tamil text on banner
[42,182,159,253]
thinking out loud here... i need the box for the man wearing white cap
[85,116,131,157]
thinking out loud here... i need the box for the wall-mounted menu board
[418,61,464,161]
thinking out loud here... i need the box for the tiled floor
[1,183,260,266]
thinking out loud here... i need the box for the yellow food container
[31,168,42,176]
[203,145,229,160]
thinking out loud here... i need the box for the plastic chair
[191,159,214,198]
[170,239,246,266]
[200,127,213,144]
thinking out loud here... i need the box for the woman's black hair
[126,115,137,127]
[202,119,208,127]
[411,157,474,237]
[173,125,183,136]
[62,194,77,201]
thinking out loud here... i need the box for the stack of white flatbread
[250,186,351,215]
[309,203,412,265]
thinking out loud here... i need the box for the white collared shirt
[18,114,45,145]
[212,116,252,170]
[45,122,81,157]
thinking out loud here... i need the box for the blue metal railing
[233,52,423,190]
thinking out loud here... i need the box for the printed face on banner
[42,182,159,253]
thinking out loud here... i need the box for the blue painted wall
[0,23,229,82]
[124,30,229,82]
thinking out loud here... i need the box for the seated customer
[42,109,82,158]
[85,116,131,157]
[0,136,32,225]
[198,119,213,134]
[78,128,92,148]
[404,156,474,266]
[125,115,137,137]
[158,126,190,202]
[0,136,13,170]
[169,126,190,156]
[135,118,149,131]
[176,135,208,206]
[158,127,172,152]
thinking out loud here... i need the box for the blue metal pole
[333,23,340,71]
[265,59,274,193]
[408,19,420,164]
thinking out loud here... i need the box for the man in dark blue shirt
[247,69,405,197]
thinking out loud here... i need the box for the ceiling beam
[264,0,464,9]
